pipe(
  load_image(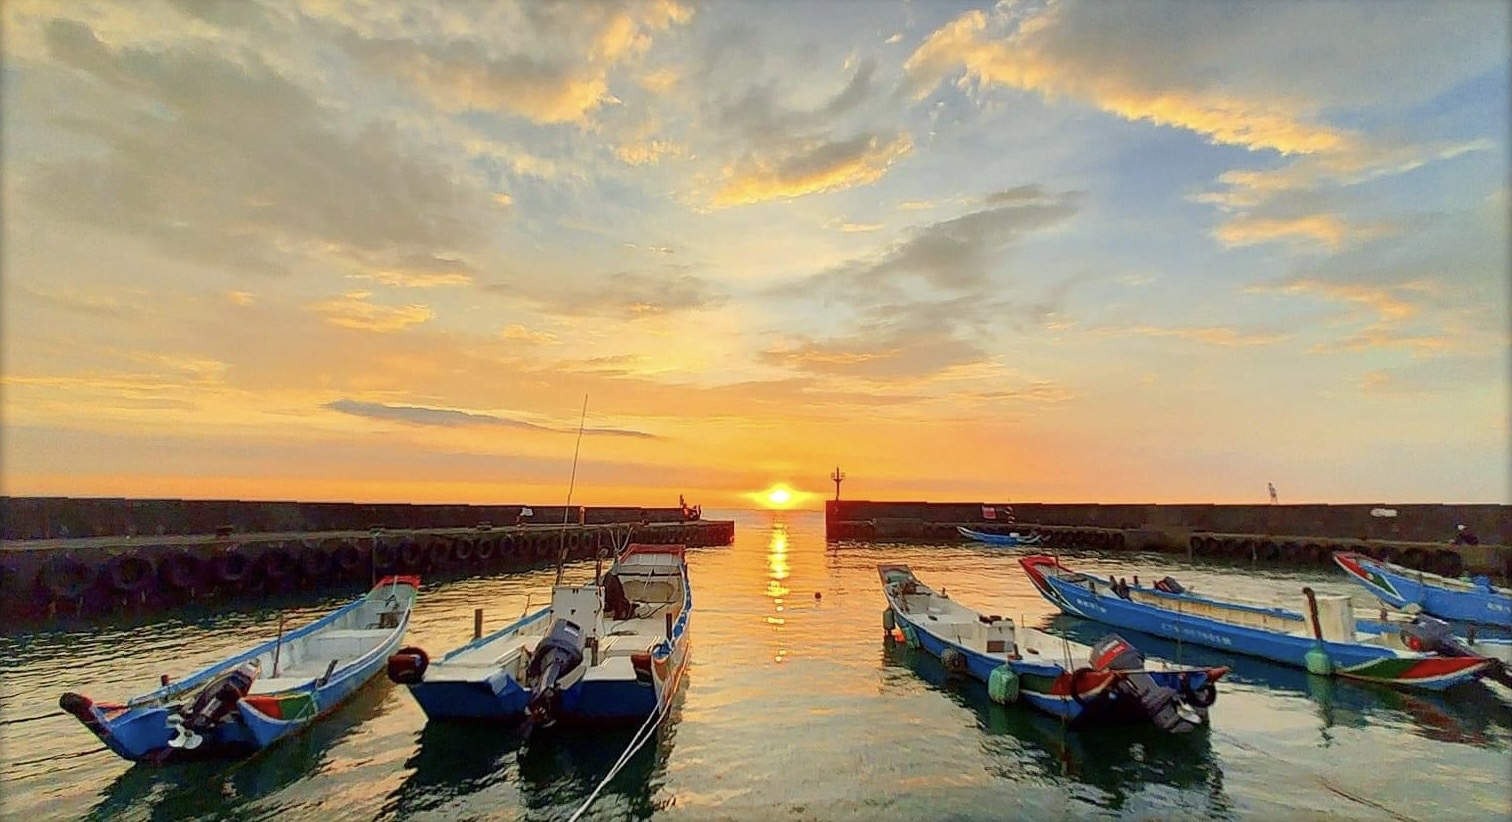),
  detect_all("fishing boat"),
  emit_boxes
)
[1019,555,1493,691]
[59,575,420,763]
[1333,551,1512,628]
[388,544,690,728]
[877,564,1226,732]
[956,526,1043,546]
